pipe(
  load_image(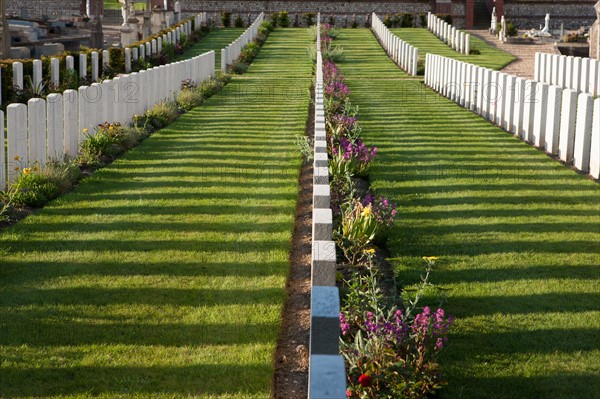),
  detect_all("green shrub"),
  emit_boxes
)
[351,17,359,29]
[77,122,148,167]
[440,14,453,25]
[229,62,249,74]
[400,13,414,28]
[505,21,518,37]
[176,88,203,110]
[303,12,316,27]
[221,12,232,27]
[383,14,392,28]
[270,12,279,27]
[279,11,290,27]
[11,169,62,207]
[234,15,244,28]
[419,13,427,27]
[417,59,425,76]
